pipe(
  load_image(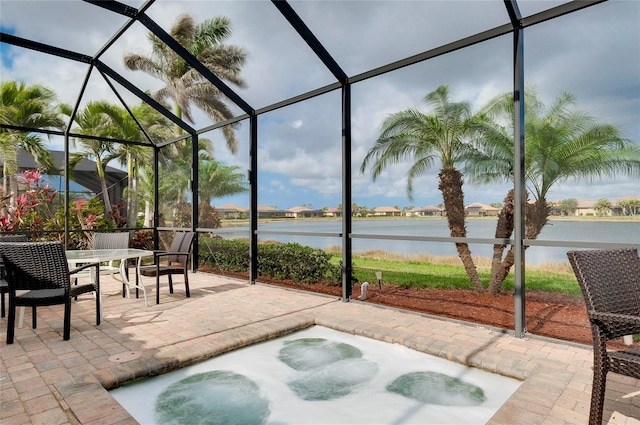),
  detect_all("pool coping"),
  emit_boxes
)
[3,274,639,424]
[54,299,585,424]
